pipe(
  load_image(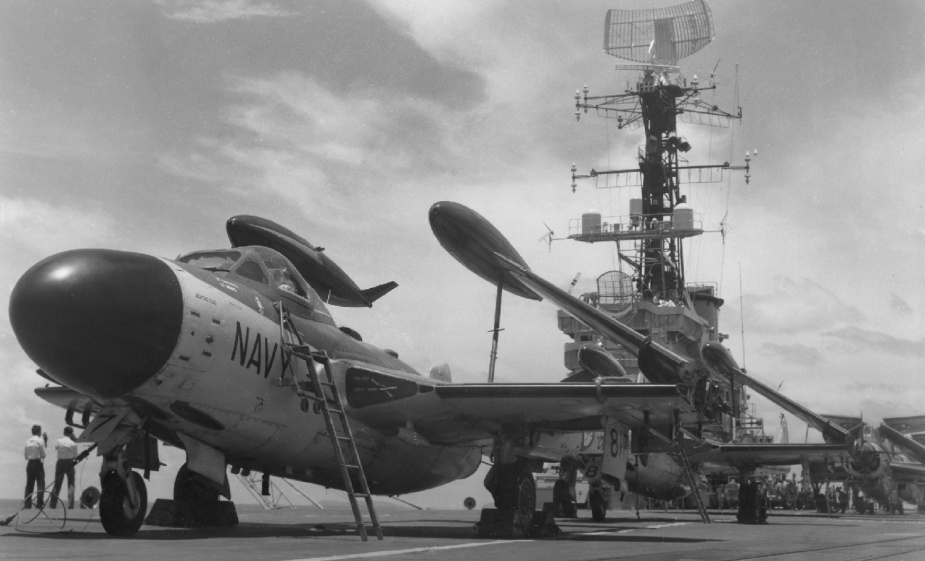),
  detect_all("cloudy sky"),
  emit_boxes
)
[1,1,923,507]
